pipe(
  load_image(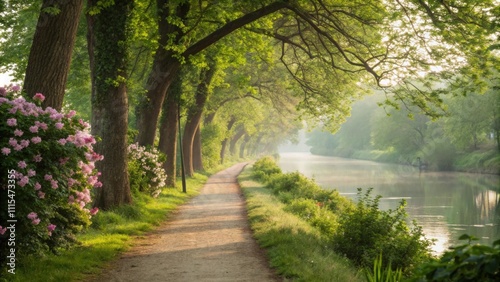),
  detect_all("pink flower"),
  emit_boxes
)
[38,191,45,199]
[68,195,75,204]
[47,224,56,236]
[32,218,40,225]
[1,147,10,155]
[58,138,67,145]
[0,226,6,235]
[18,161,27,169]
[33,93,45,102]
[11,85,20,92]
[18,176,29,187]
[35,121,48,131]
[14,129,23,136]
[28,169,36,177]
[29,125,38,133]
[66,110,76,118]
[7,118,17,126]
[44,174,52,181]
[14,144,23,151]
[55,122,64,129]
[20,139,29,148]
[27,212,38,220]
[89,207,99,216]
[33,154,42,162]
[34,182,41,190]
[50,179,58,189]
[67,178,77,187]
[94,181,103,188]
[8,138,17,147]
[31,136,42,144]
